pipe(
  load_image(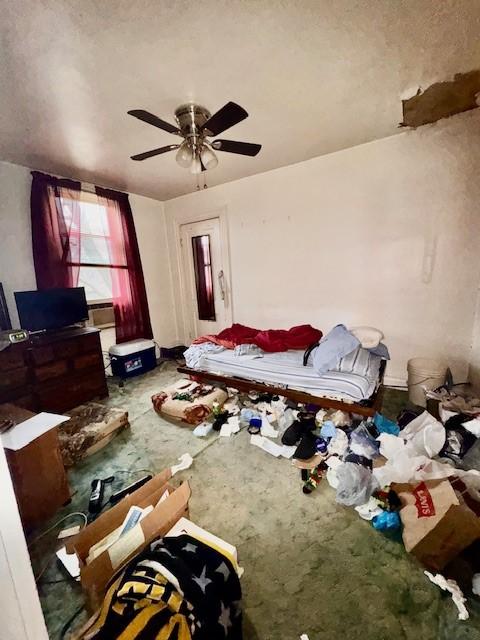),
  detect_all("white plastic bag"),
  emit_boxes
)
[401,411,445,457]
[335,462,375,507]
